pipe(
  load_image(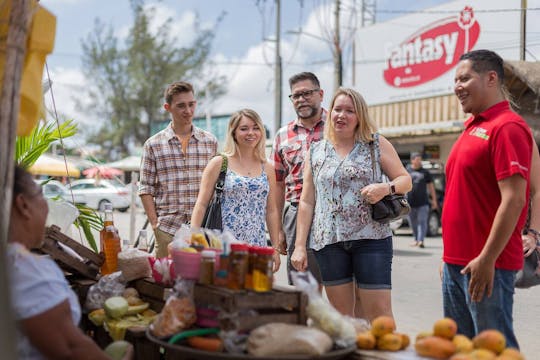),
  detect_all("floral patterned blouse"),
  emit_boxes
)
[222,165,268,246]
[309,134,391,251]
